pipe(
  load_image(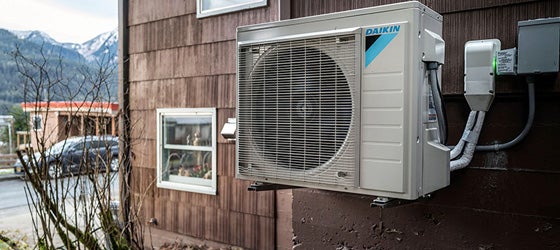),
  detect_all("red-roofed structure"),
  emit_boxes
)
[21,101,119,150]
[21,101,119,111]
